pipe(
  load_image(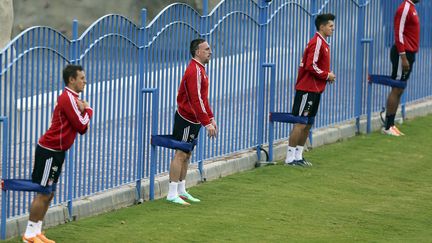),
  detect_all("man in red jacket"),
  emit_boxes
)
[166,39,217,205]
[23,65,93,243]
[382,0,420,136]
[285,13,336,166]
